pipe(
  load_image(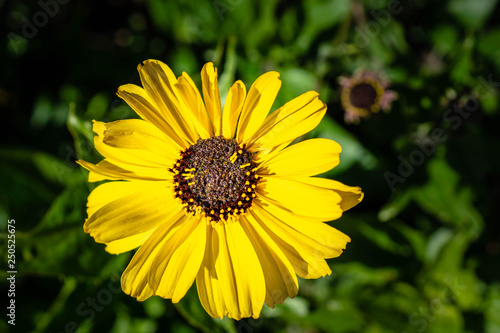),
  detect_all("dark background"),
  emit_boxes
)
[1,0,500,332]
